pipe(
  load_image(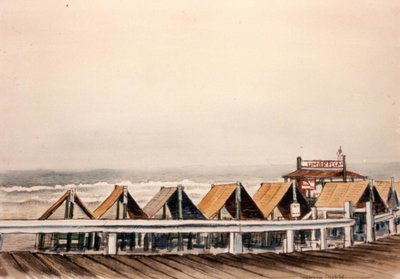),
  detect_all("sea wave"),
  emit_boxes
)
[0,179,211,194]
